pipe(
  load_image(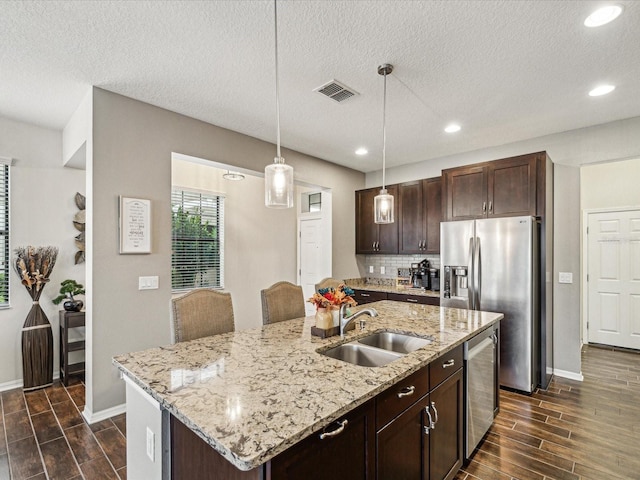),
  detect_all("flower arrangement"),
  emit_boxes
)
[308,284,357,310]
